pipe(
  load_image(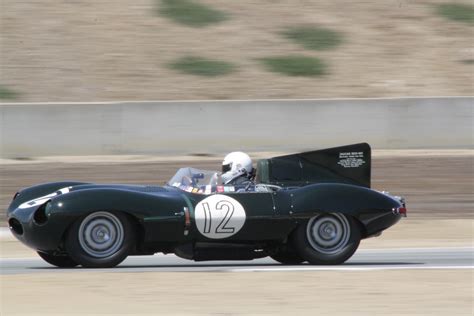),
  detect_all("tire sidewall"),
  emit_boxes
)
[65,211,135,268]
[292,213,361,265]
